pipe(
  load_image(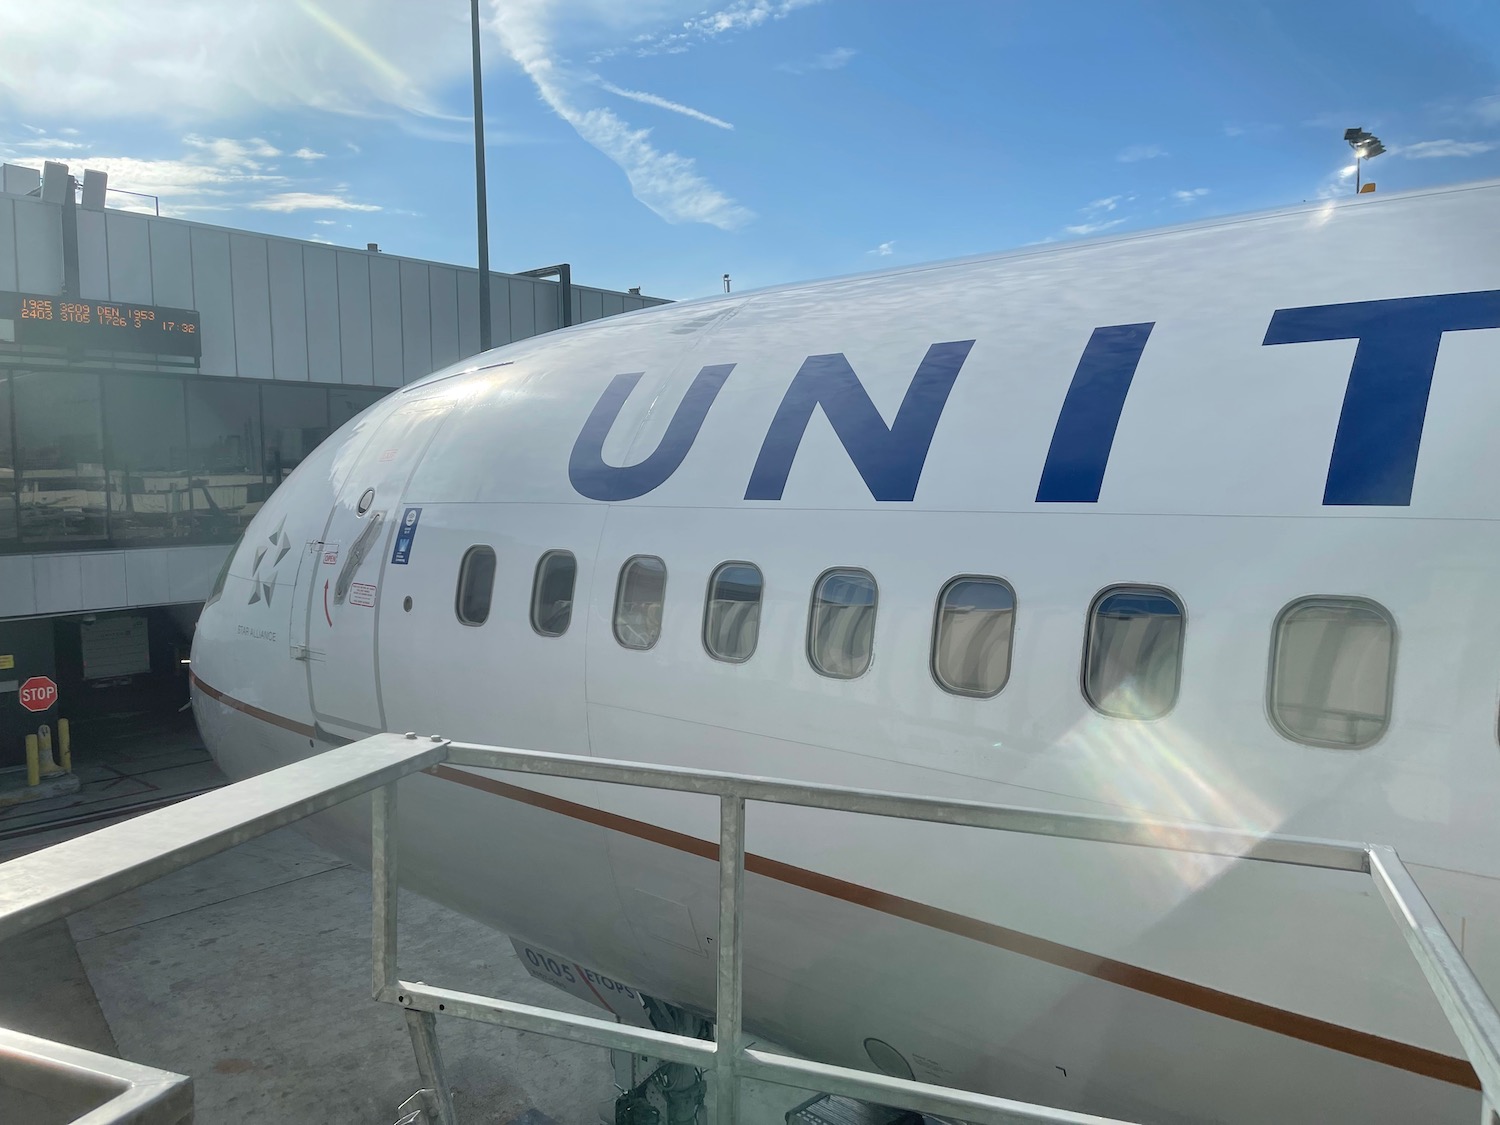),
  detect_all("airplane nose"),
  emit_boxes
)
[189,417,359,778]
